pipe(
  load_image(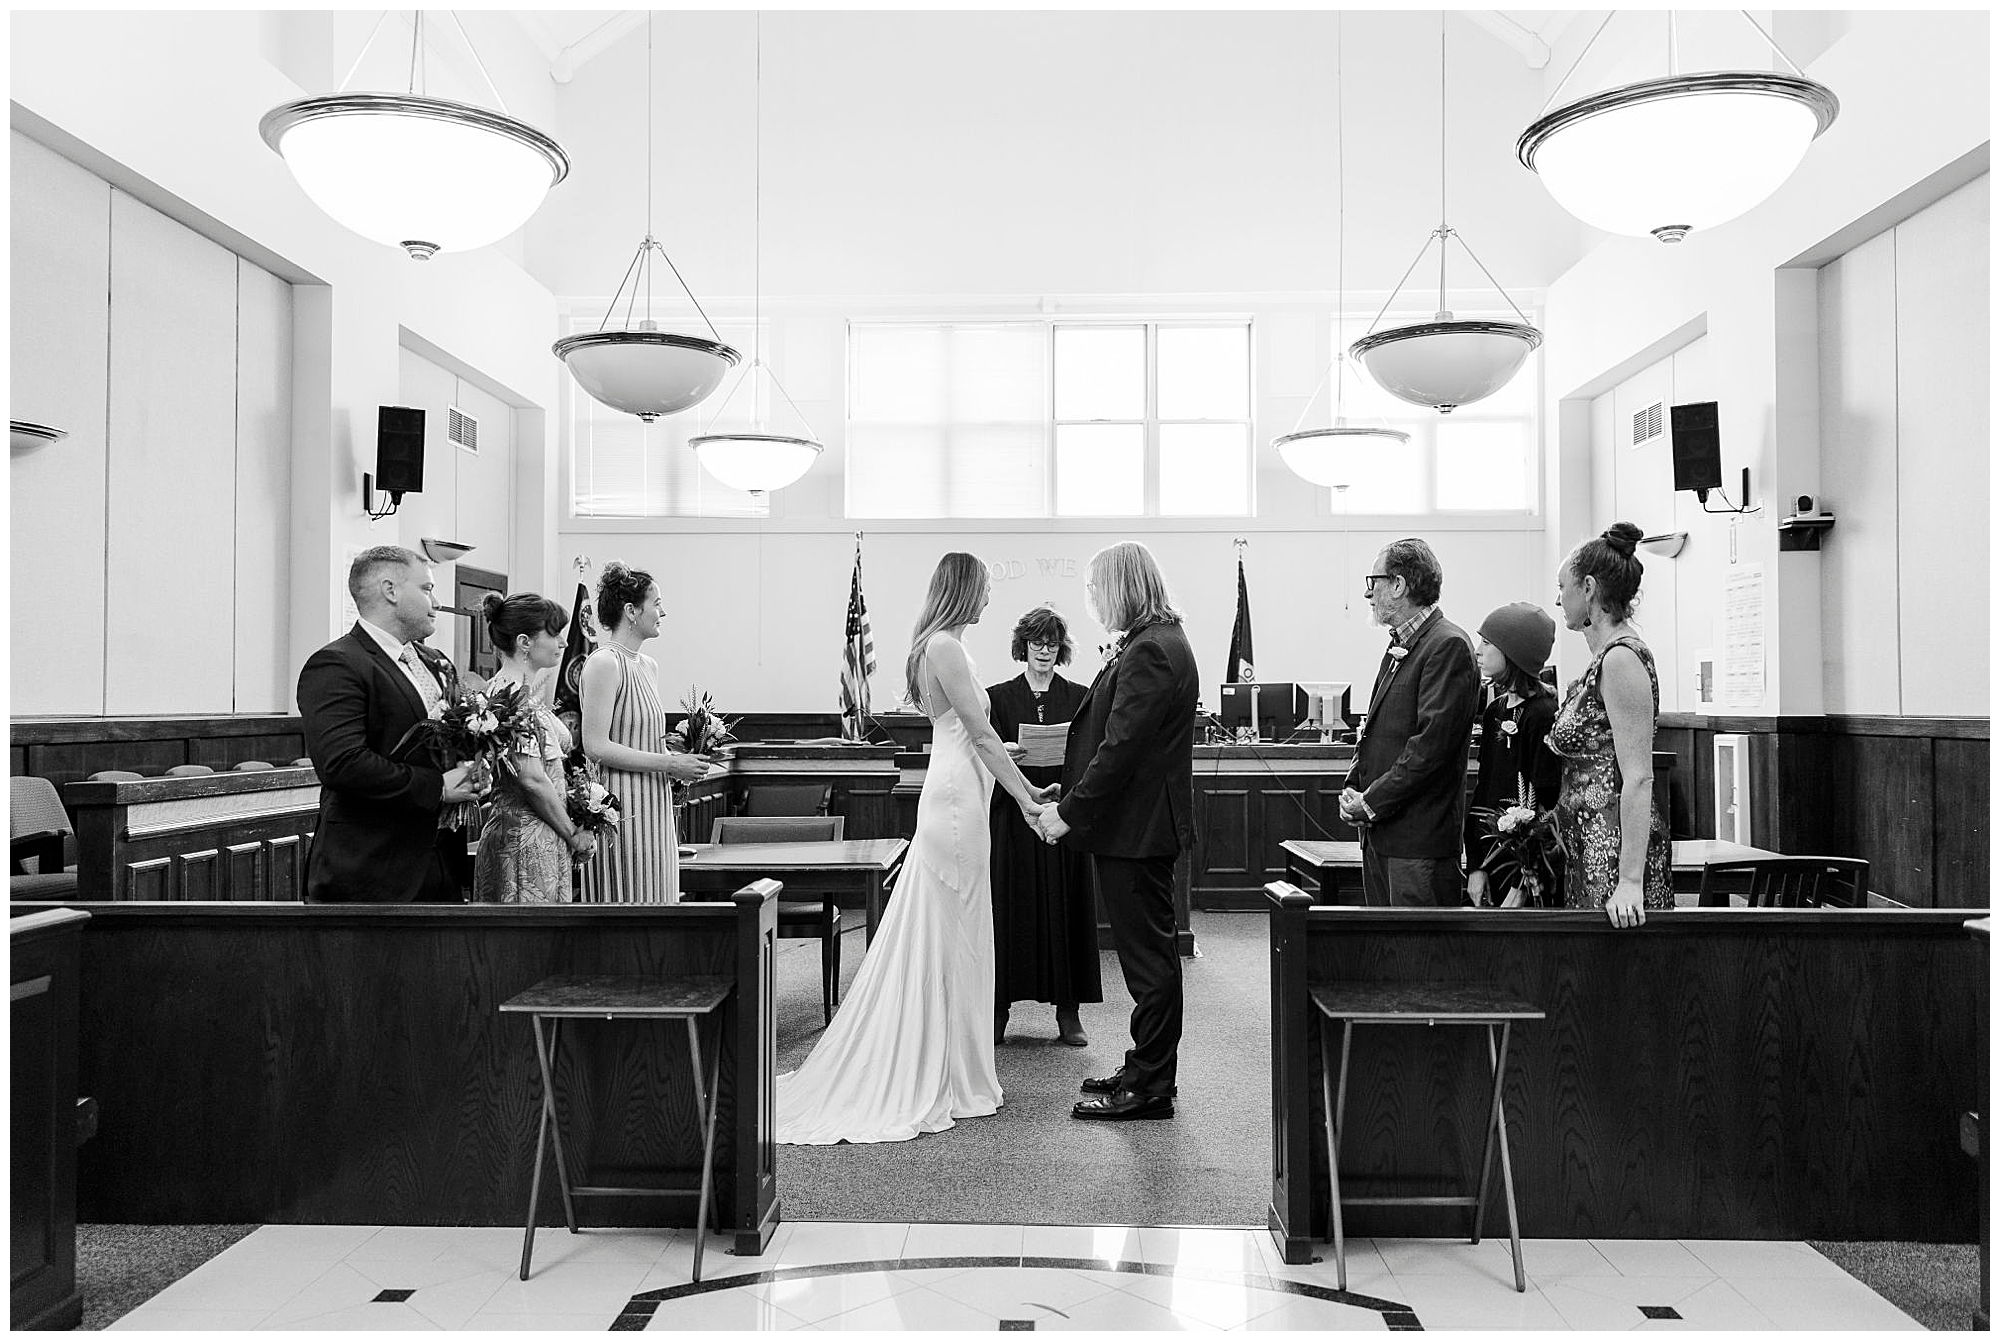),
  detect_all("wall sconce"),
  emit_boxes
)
[1639,531,1689,559]
[11,420,68,452]
[419,538,475,564]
